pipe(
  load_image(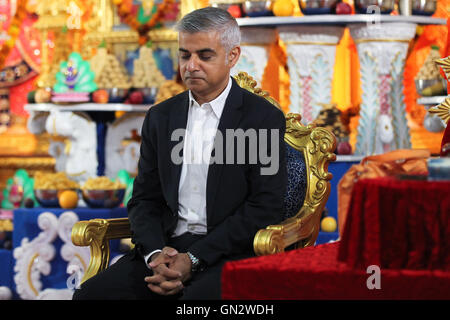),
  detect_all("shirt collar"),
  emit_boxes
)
[188,77,232,119]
